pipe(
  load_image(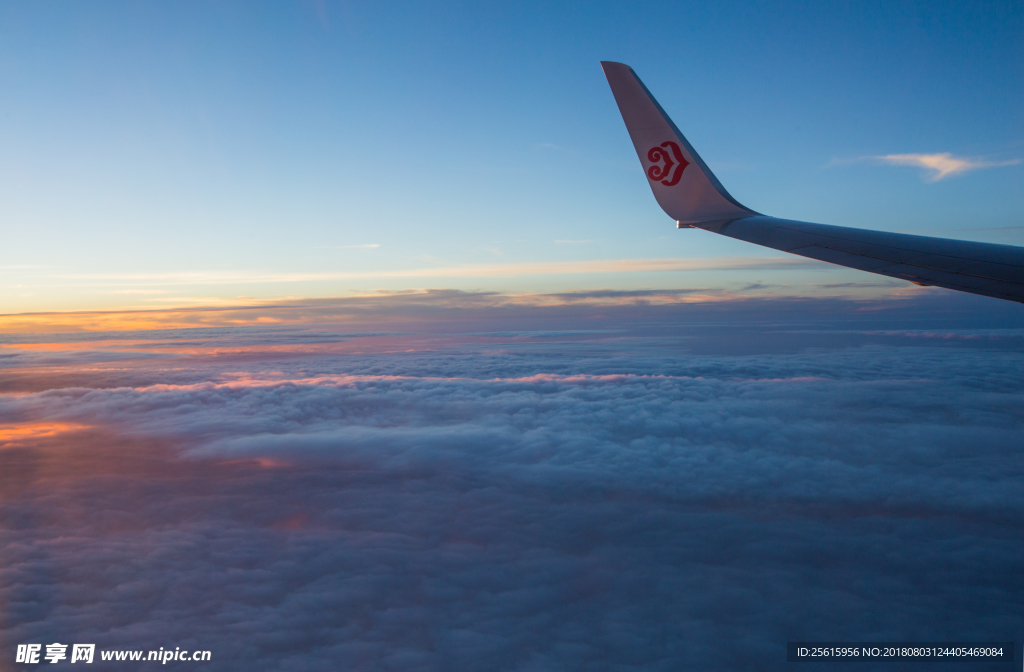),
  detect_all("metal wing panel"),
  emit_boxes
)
[699,216,1024,303]
[789,246,1022,300]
